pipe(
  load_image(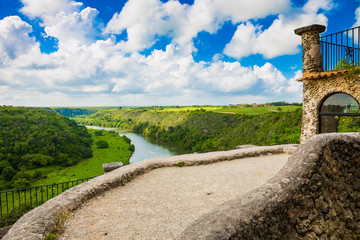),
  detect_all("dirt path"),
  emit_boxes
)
[60,154,289,240]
